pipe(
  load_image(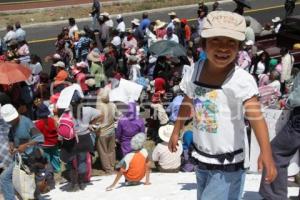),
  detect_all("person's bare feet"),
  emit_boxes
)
[144,182,151,185]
